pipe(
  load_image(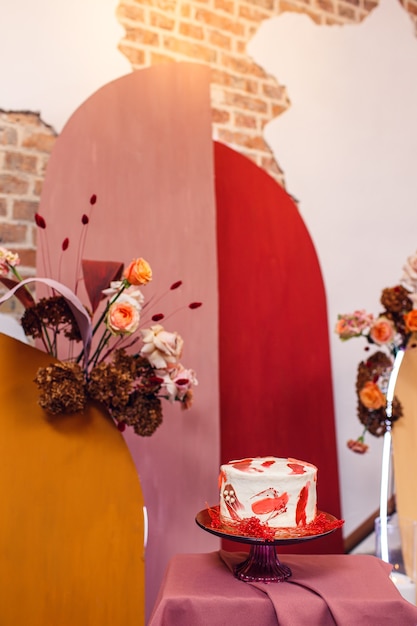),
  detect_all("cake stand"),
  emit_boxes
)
[195,506,340,583]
